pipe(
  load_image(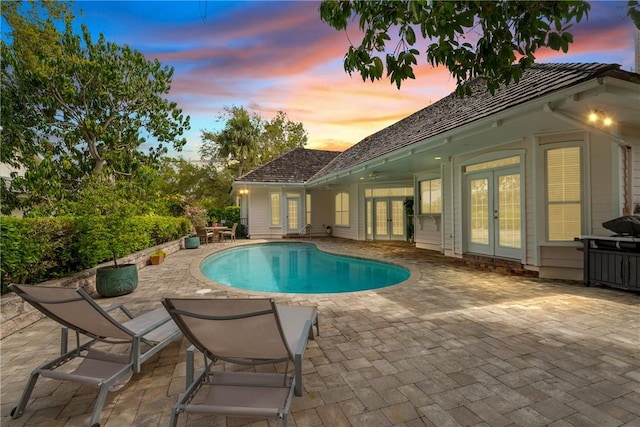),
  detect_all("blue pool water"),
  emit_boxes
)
[200,242,410,294]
